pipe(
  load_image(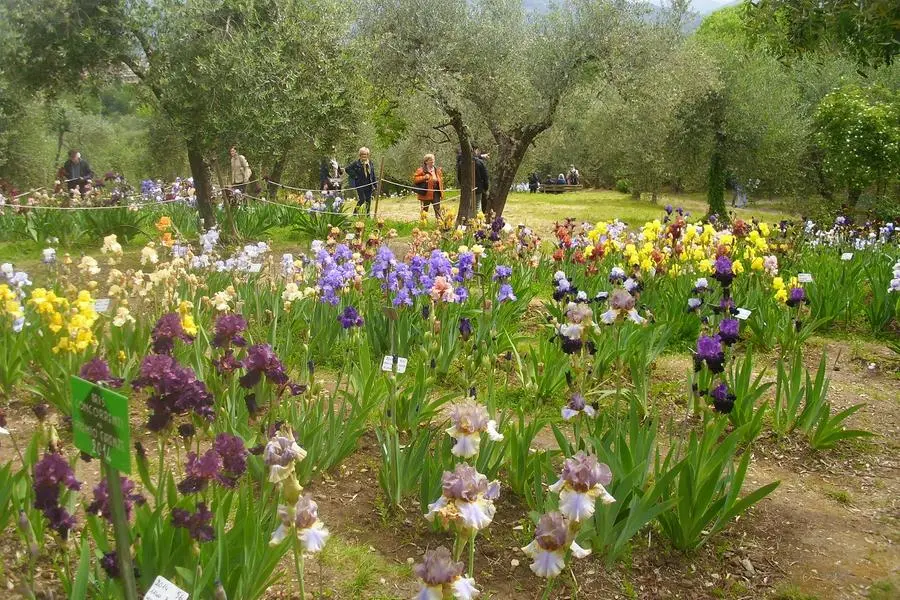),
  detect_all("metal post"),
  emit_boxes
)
[373,157,385,220]
[105,462,140,600]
